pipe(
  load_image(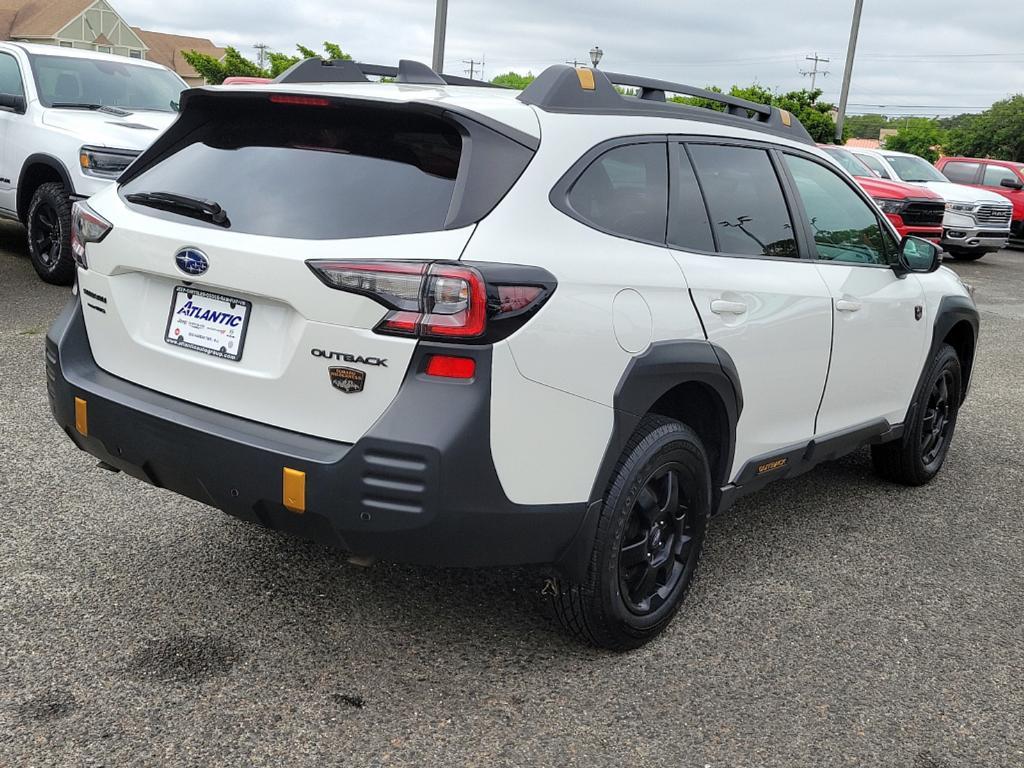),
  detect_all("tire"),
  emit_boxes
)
[26,181,75,286]
[551,415,711,651]
[945,248,985,261]
[871,344,962,486]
